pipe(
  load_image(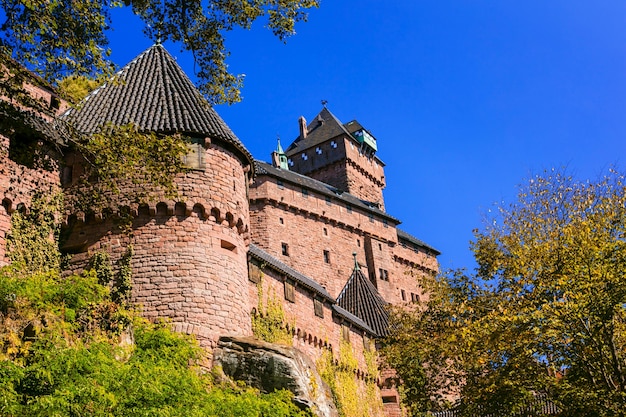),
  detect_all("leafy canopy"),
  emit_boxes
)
[0,0,318,104]
[384,169,626,417]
